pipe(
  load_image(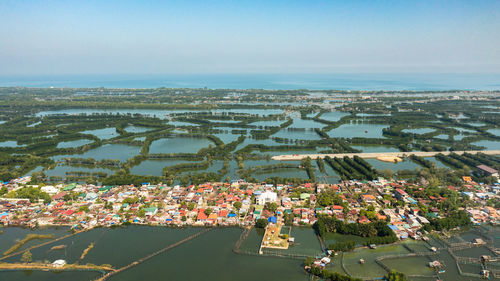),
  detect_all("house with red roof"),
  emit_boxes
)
[218,210,229,217]
[197,211,207,221]
[394,188,408,201]
[358,216,370,224]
